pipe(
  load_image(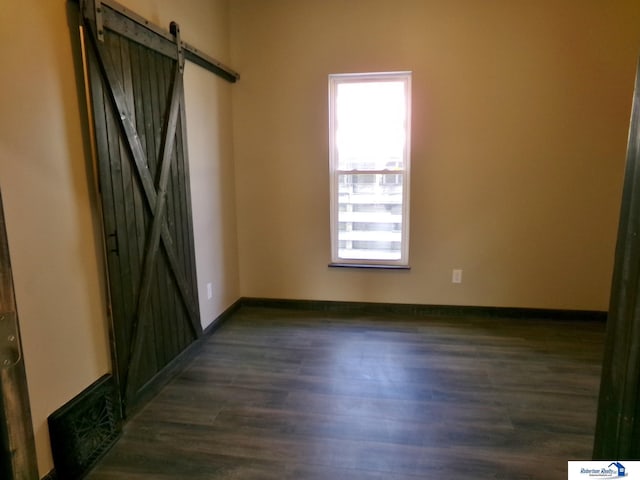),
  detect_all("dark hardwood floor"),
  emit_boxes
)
[87,306,605,479]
